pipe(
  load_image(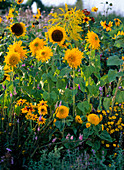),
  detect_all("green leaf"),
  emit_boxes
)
[108,69,117,82]
[88,85,99,97]
[115,91,124,103]
[100,130,113,142]
[59,67,71,76]
[93,140,100,151]
[77,101,92,115]
[107,56,123,66]
[103,97,111,111]
[55,121,64,131]
[86,140,93,147]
